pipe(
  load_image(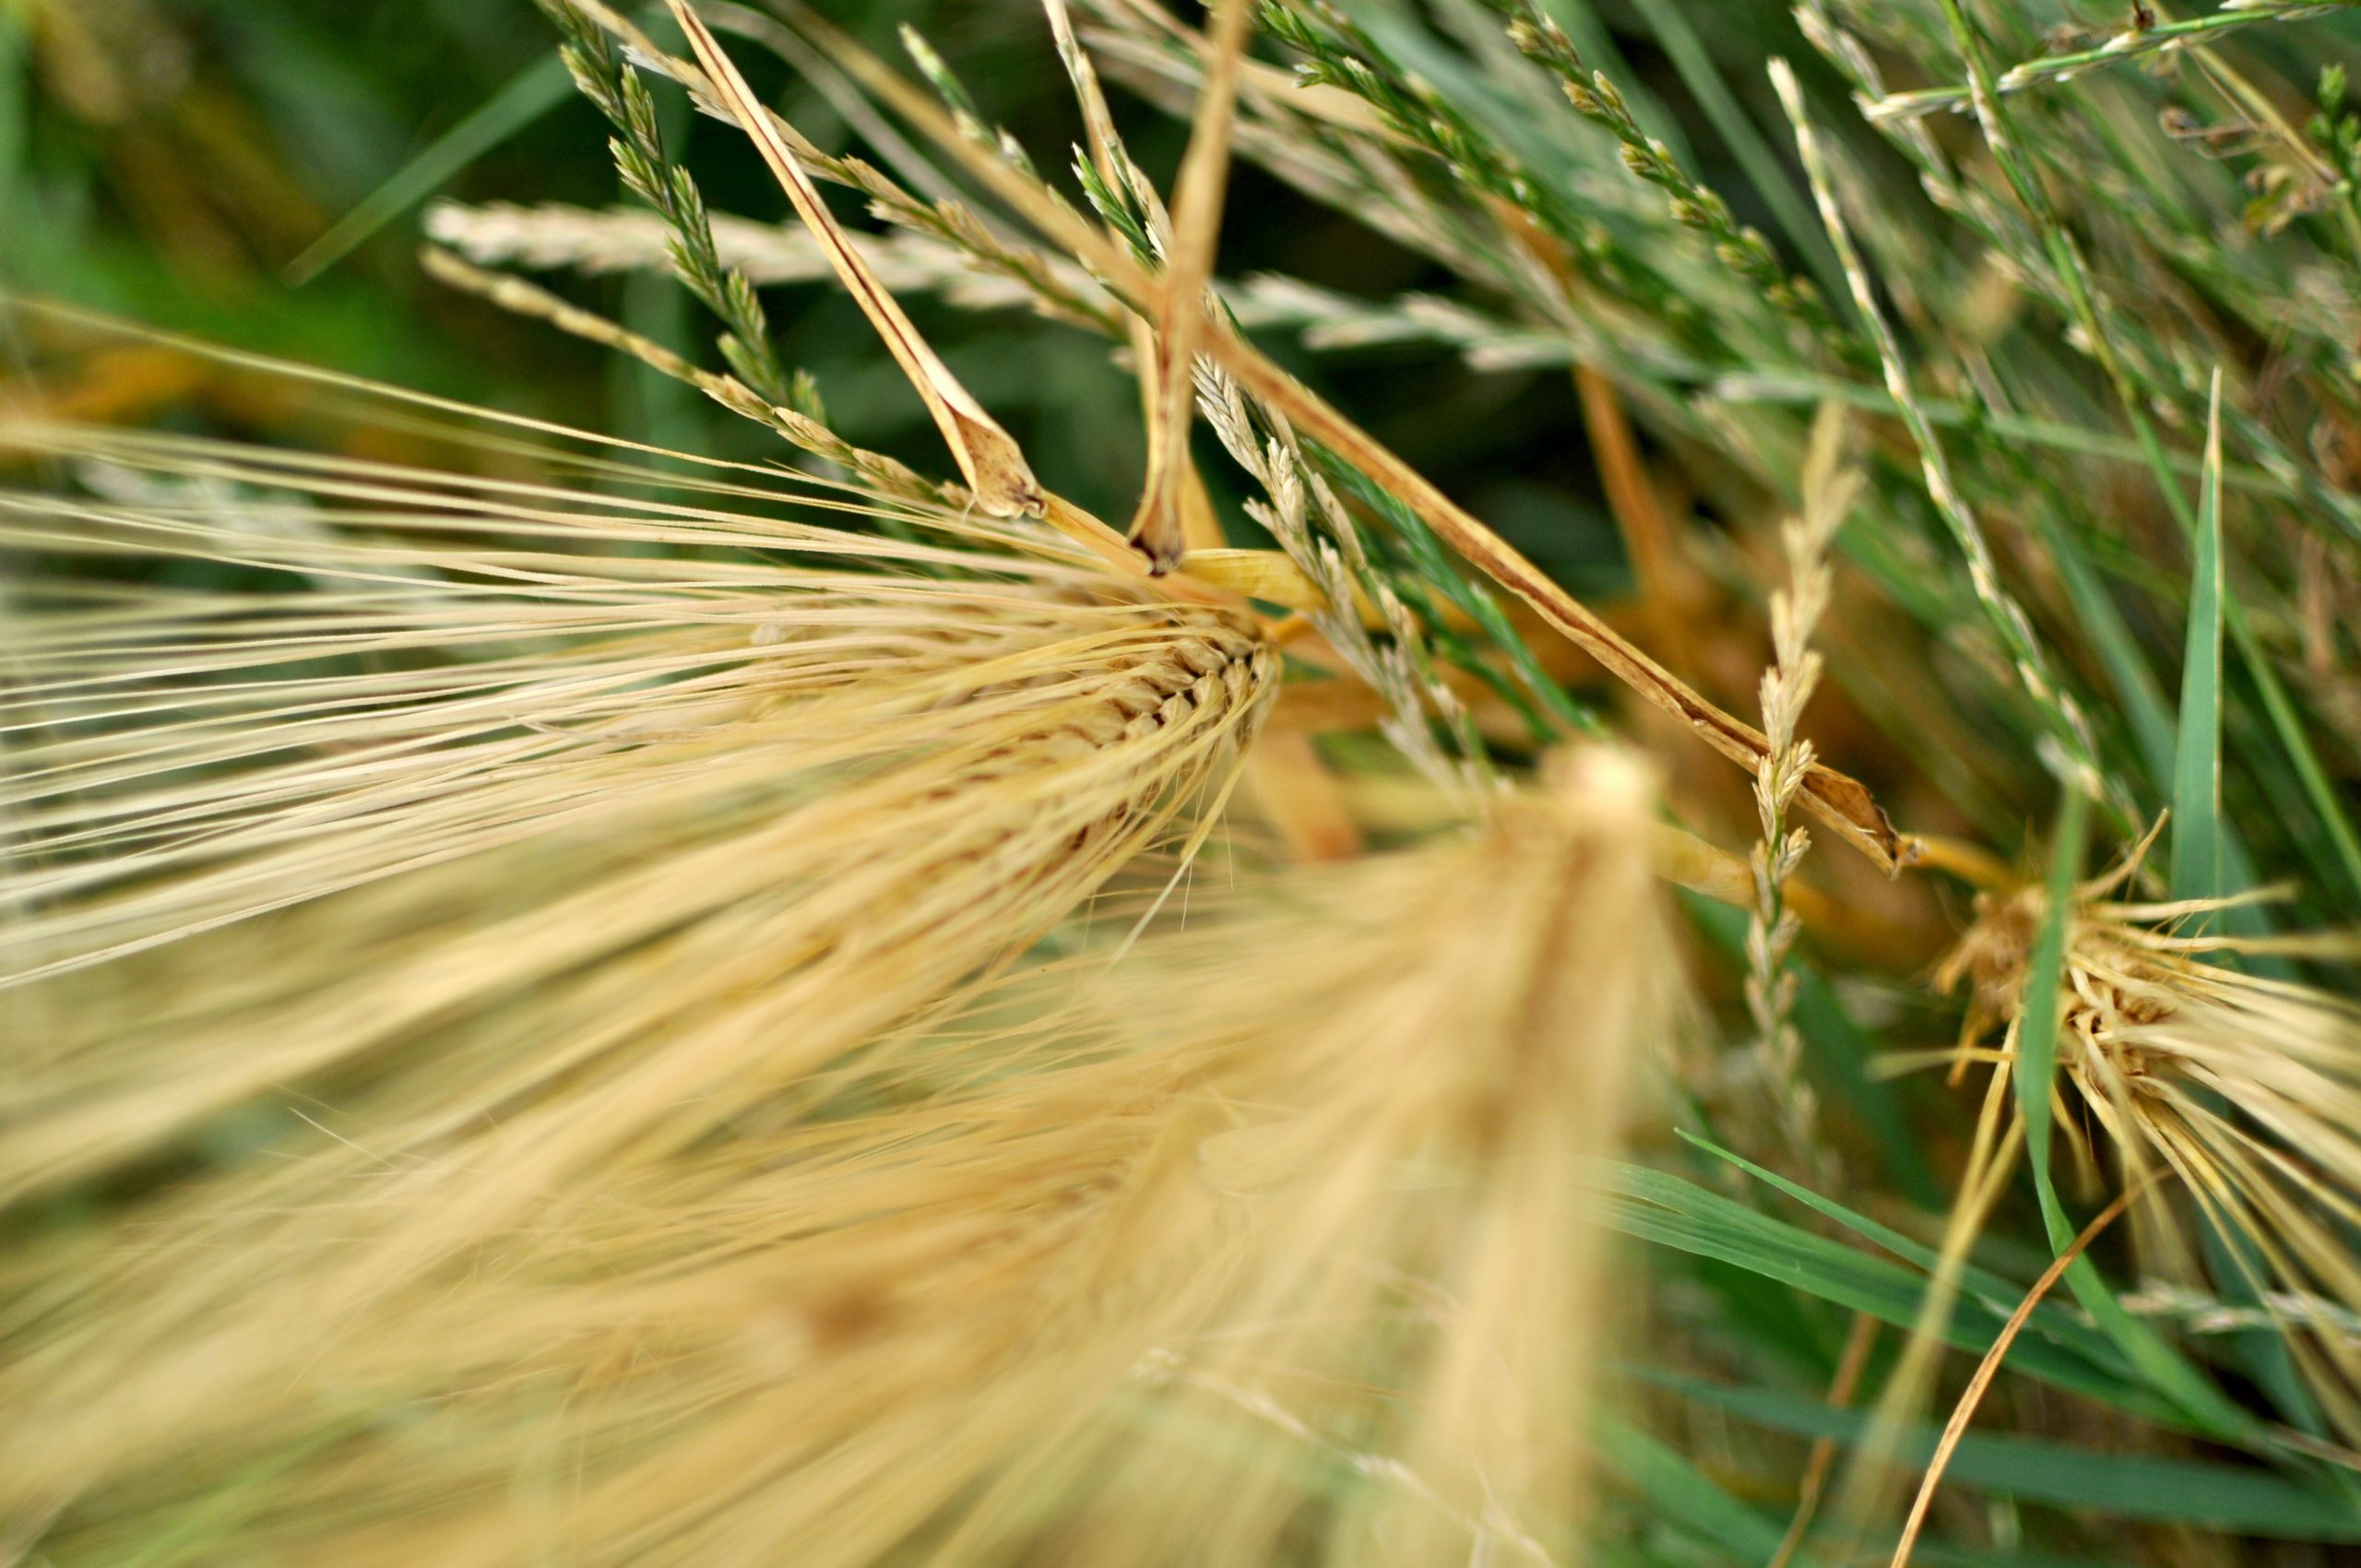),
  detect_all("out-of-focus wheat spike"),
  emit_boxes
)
[1942,872,2361,1447]
[0,746,1677,1568]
